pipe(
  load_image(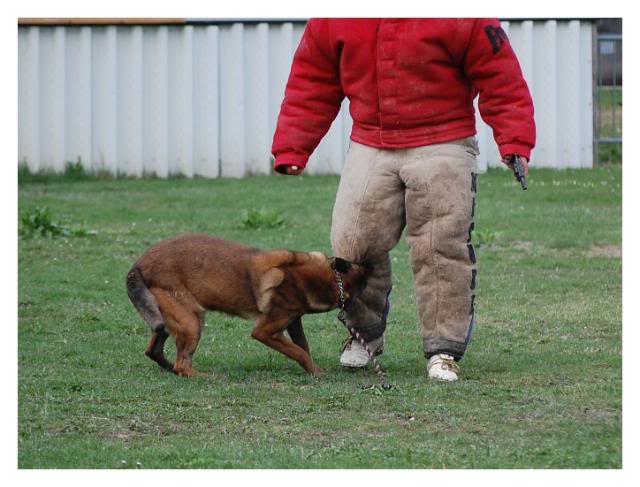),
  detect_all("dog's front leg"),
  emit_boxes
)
[286,317,310,354]
[252,315,322,376]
